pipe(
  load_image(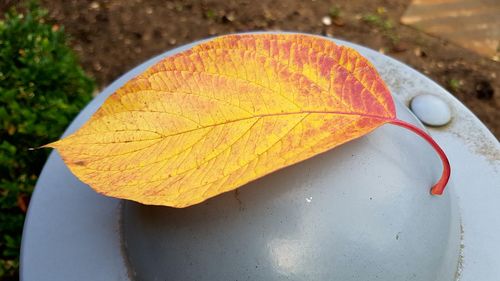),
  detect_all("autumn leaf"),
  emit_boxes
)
[45,34,450,207]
